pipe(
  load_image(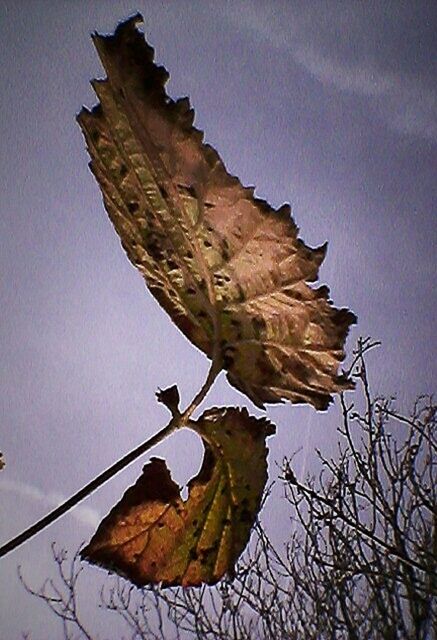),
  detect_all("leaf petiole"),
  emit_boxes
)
[0,358,220,559]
